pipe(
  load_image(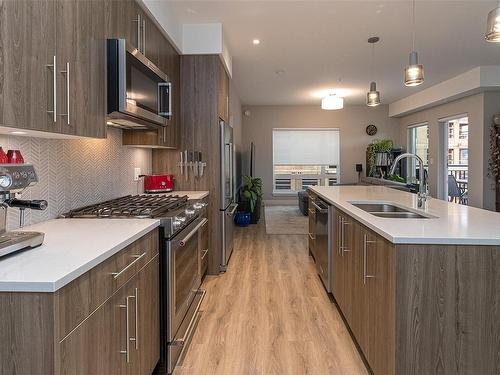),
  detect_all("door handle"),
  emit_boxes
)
[133,14,141,51]
[60,62,70,124]
[119,296,131,363]
[180,218,208,246]
[340,219,351,253]
[46,56,57,122]
[311,201,328,214]
[130,287,139,350]
[142,18,146,54]
[227,203,238,216]
[363,234,376,285]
